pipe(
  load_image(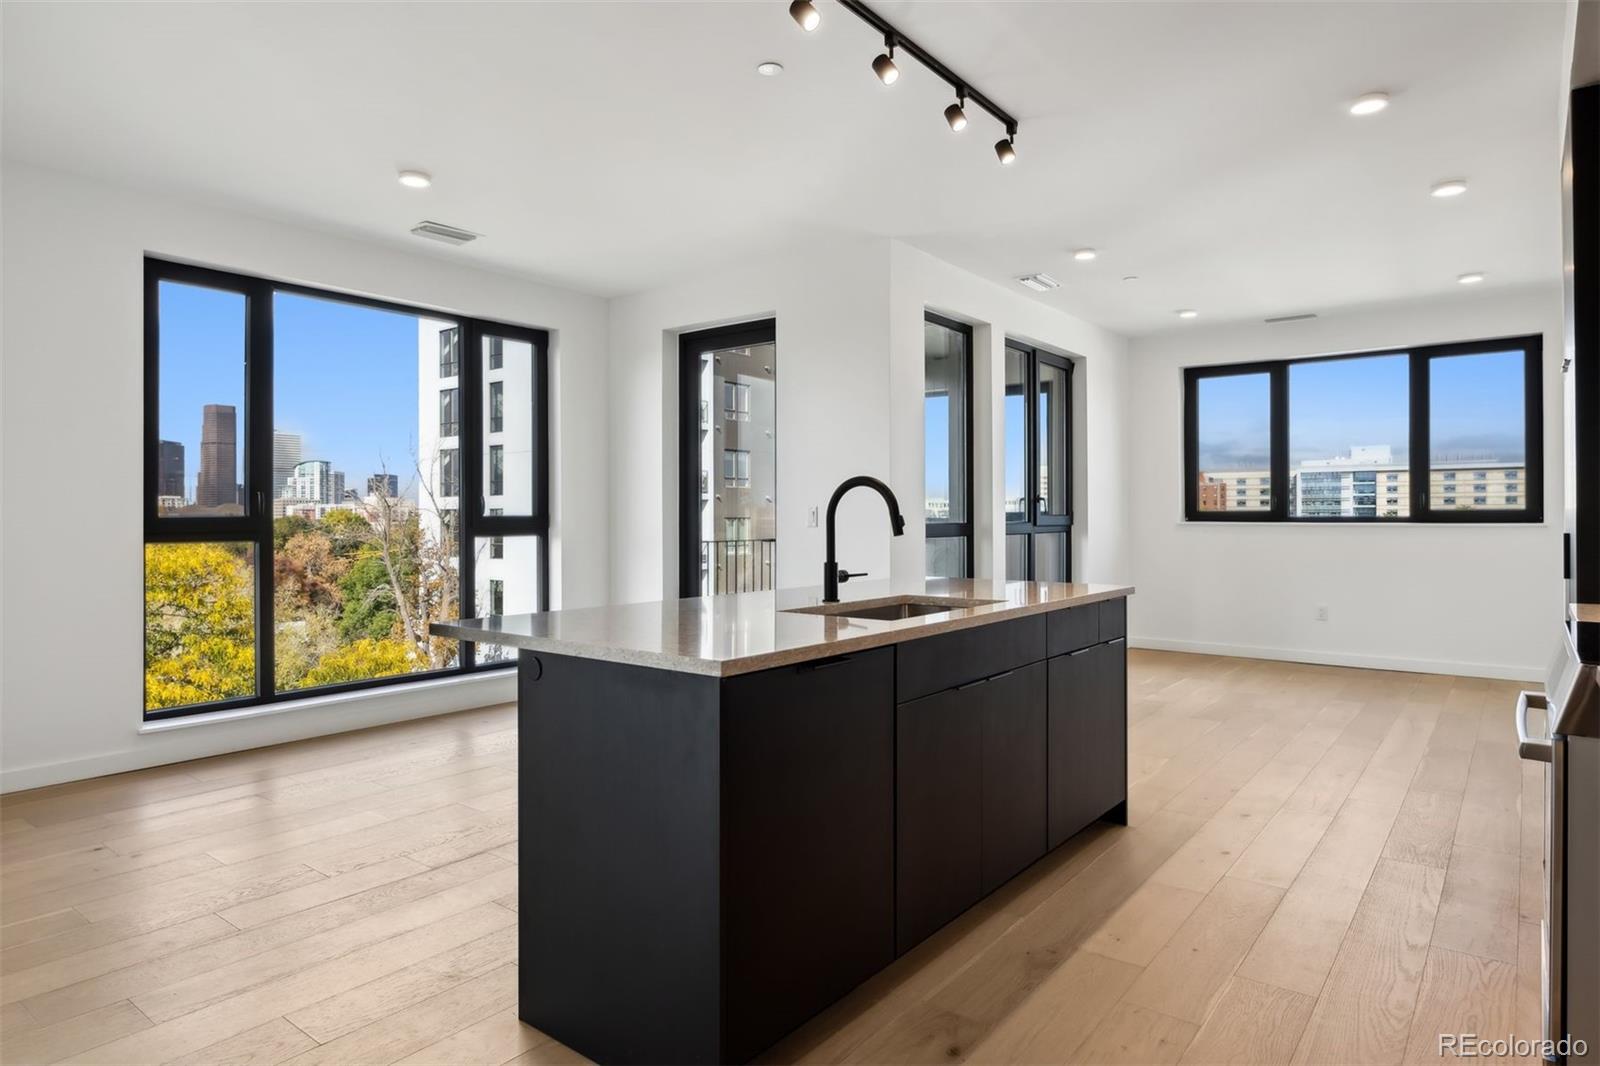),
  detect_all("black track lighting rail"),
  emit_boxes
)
[834,0,1018,137]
